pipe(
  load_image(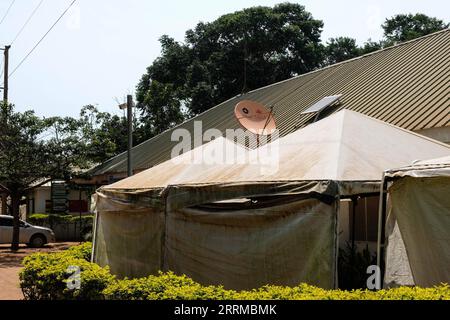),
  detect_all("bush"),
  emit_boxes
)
[28,214,94,226]
[20,242,114,300]
[103,272,236,300]
[338,242,377,290]
[104,277,449,300]
[20,243,450,300]
[28,214,94,242]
